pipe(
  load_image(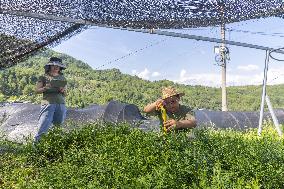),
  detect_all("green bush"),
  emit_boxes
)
[0,123,284,188]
